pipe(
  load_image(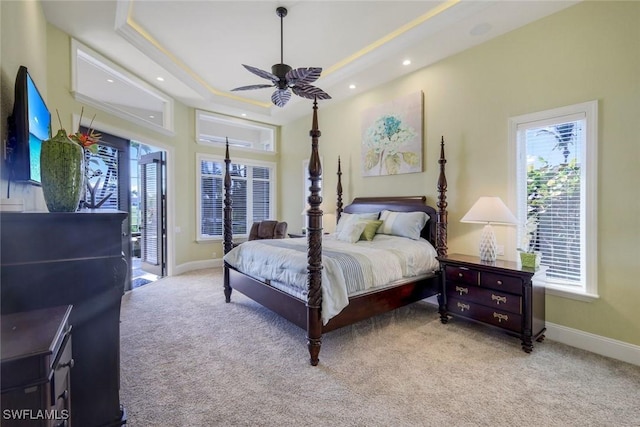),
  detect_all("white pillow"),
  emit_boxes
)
[335,212,379,233]
[335,220,368,243]
[376,210,429,240]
